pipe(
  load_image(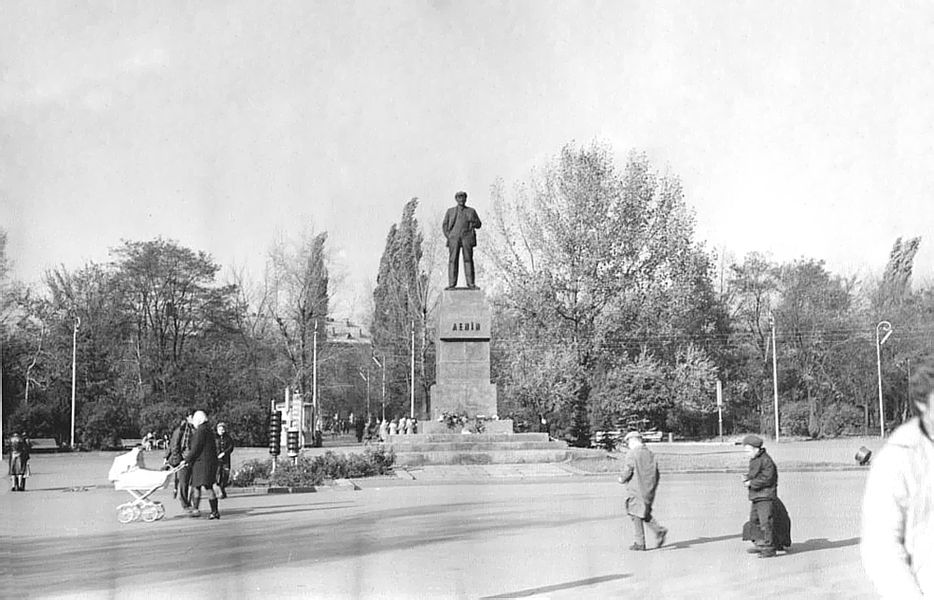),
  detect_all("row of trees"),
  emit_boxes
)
[2,141,930,447]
